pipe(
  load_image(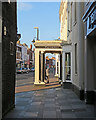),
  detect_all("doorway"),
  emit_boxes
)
[64,52,72,82]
